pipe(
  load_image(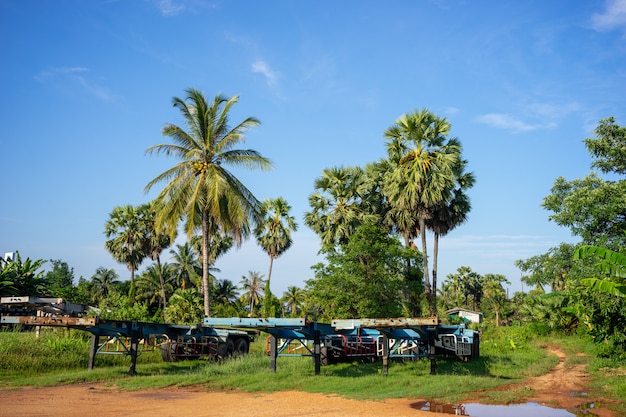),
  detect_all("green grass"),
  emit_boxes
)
[0,325,624,414]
